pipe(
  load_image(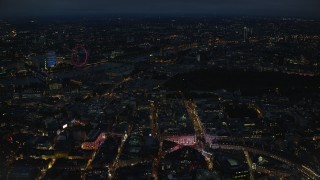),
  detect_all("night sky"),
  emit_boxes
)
[1,0,320,17]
